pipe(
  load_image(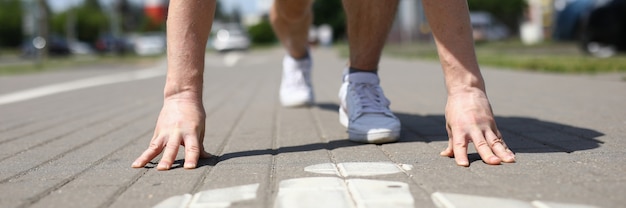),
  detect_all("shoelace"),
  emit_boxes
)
[283,59,311,89]
[351,83,390,115]
[283,68,310,90]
